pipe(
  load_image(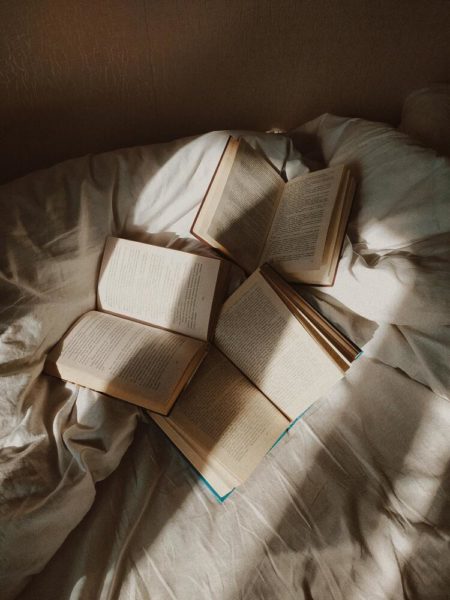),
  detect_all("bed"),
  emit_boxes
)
[1,3,450,600]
